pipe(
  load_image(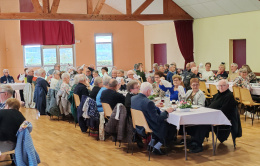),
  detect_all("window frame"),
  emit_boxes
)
[94,33,114,73]
[23,44,76,69]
